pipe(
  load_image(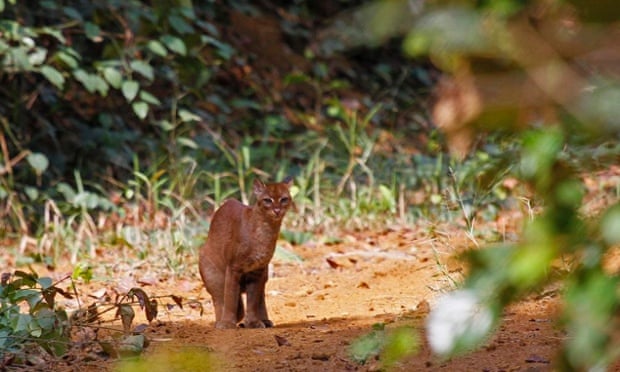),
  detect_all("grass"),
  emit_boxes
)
[0,103,527,275]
